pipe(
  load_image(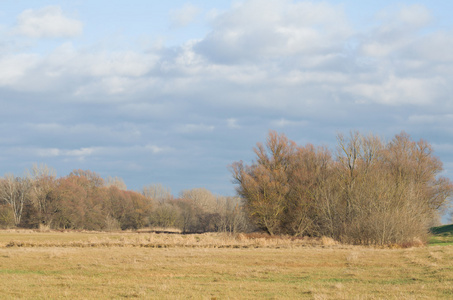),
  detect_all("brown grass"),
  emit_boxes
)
[0,230,339,249]
[0,230,451,299]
